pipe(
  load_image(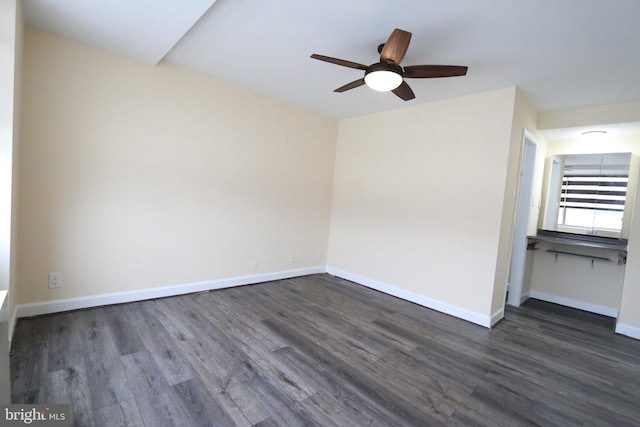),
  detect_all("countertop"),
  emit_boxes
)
[528,230,628,251]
